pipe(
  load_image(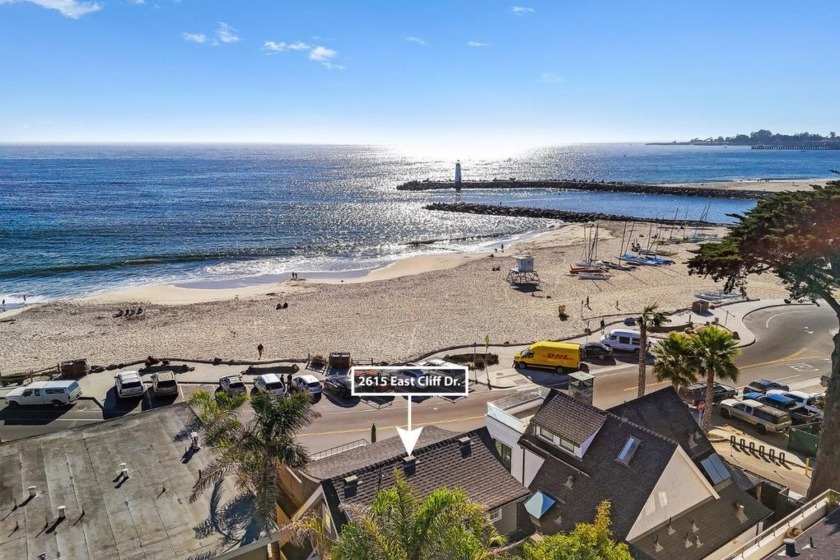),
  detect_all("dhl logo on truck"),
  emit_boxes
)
[545,353,571,360]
